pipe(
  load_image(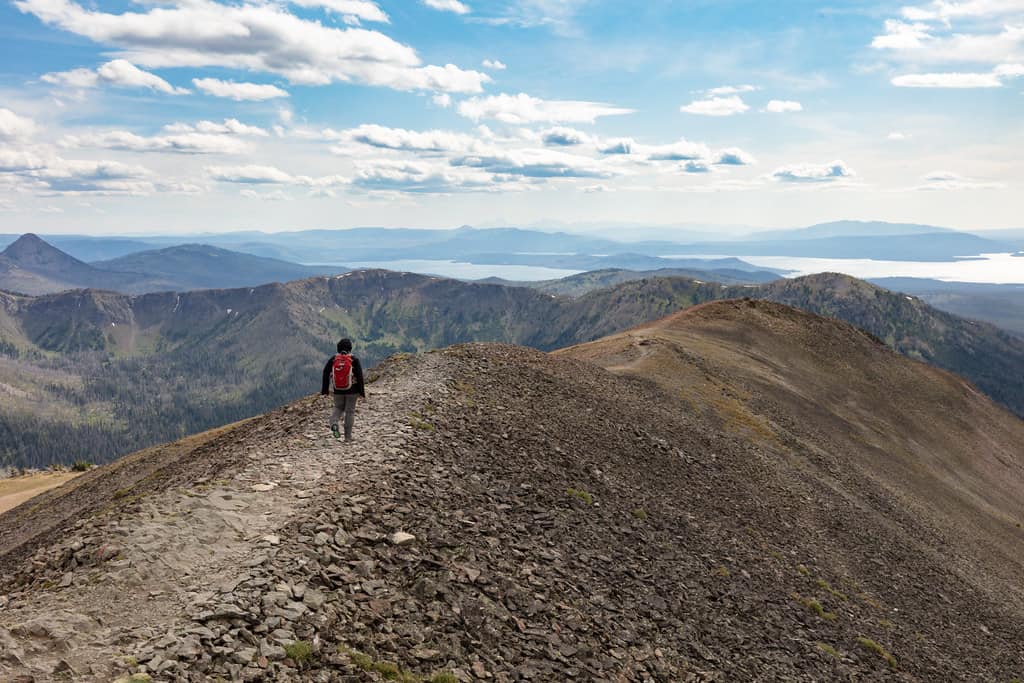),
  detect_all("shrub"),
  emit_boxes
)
[71,460,93,472]
[284,641,314,667]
